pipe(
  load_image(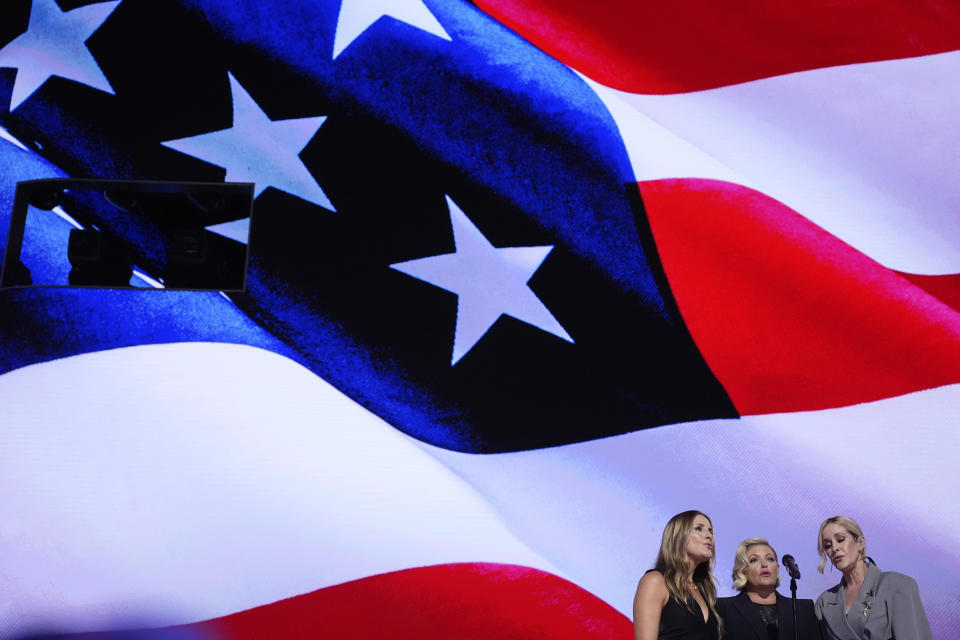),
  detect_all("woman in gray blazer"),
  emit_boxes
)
[814,515,933,640]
